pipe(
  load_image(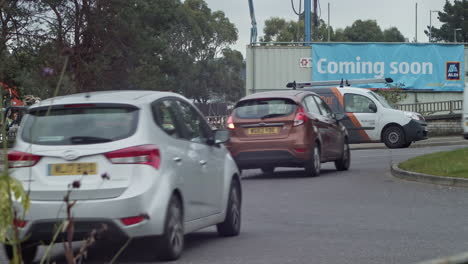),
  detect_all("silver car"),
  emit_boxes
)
[4,91,242,262]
